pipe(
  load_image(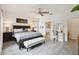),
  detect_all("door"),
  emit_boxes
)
[58,24,64,42]
[38,20,46,36]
